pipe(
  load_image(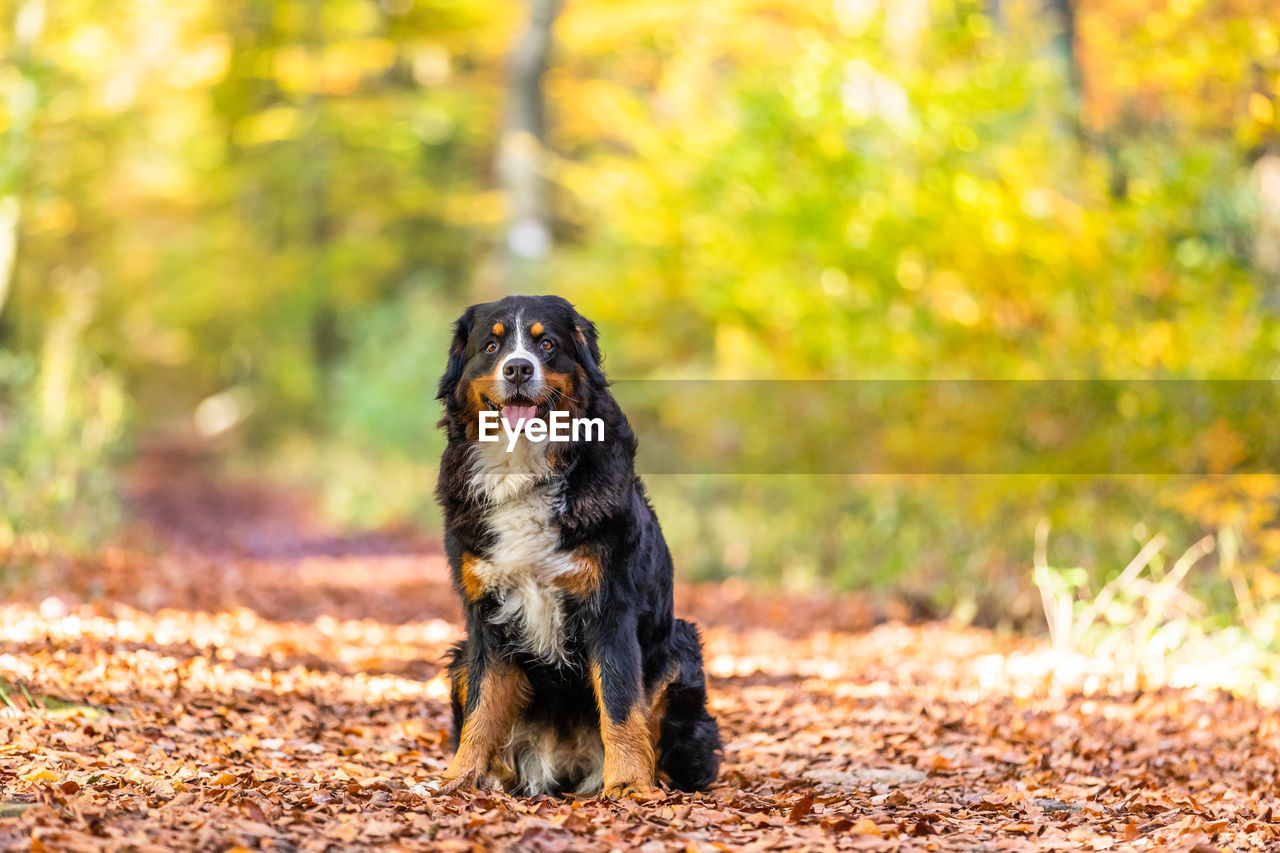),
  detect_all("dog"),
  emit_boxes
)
[434,295,721,797]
